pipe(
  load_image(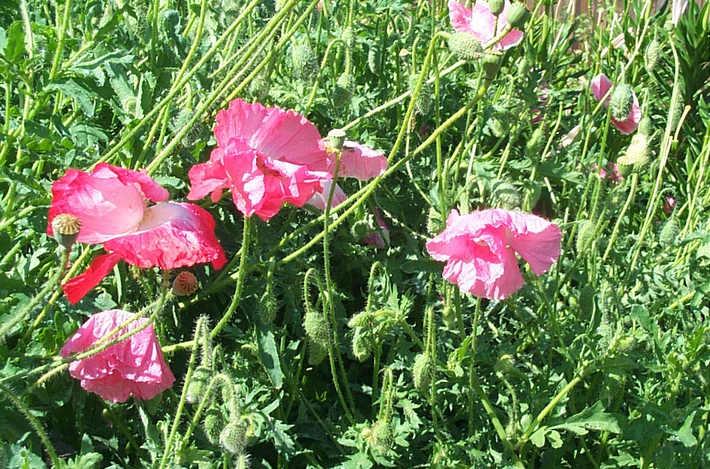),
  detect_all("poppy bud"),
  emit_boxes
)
[609,84,635,121]
[576,219,596,254]
[348,310,373,328]
[426,207,444,235]
[638,116,653,137]
[489,0,505,16]
[506,2,530,29]
[370,420,394,457]
[644,39,661,74]
[658,219,680,248]
[342,26,355,49]
[304,311,332,348]
[492,181,521,210]
[186,366,213,404]
[308,341,328,365]
[368,43,381,74]
[526,127,546,157]
[292,43,319,82]
[257,289,277,324]
[447,32,484,62]
[409,75,432,115]
[413,353,435,393]
[172,271,199,296]
[219,421,247,454]
[617,133,650,172]
[578,285,596,320]
[351,329,373,361]
[332,73,354,108]
[203,407,224,446]
[51,213,82,250]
